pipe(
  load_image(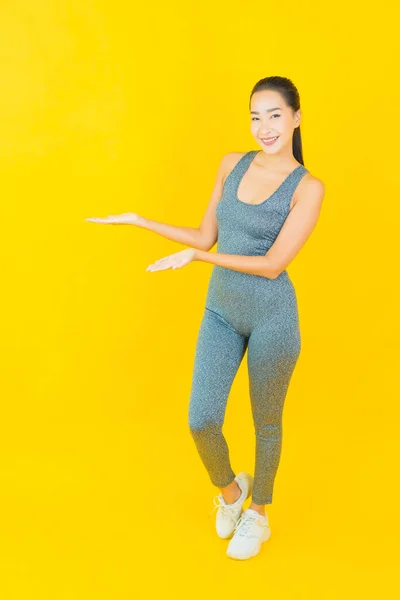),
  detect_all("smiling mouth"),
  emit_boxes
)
[260,136,280,145]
